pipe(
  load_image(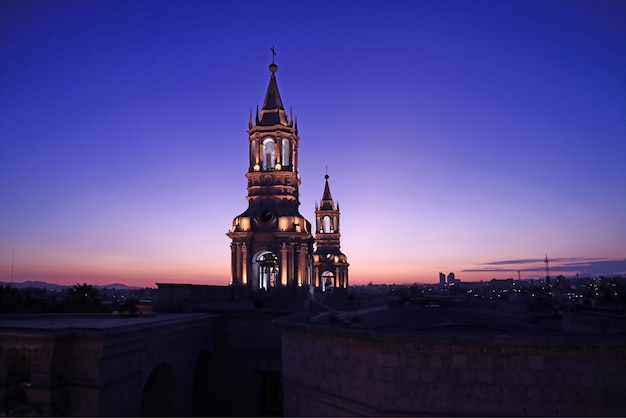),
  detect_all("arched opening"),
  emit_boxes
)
[3,348,31,416]
[141,363,178,417]
[281,138,291,168]
[252,251,279,290]
[192,350,212,416]
[250,141,257,169]
[322,271,335,292]
[323,216,331,233]
[262,138,275,171]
